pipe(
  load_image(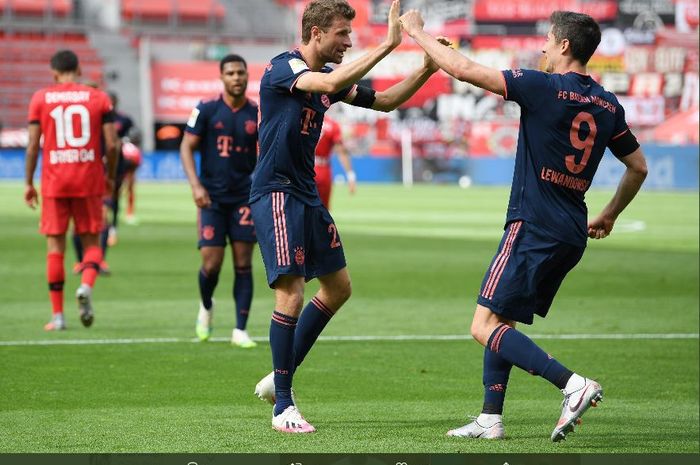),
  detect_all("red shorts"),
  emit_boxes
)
[40,196,104,235]
[315,166,332,209]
